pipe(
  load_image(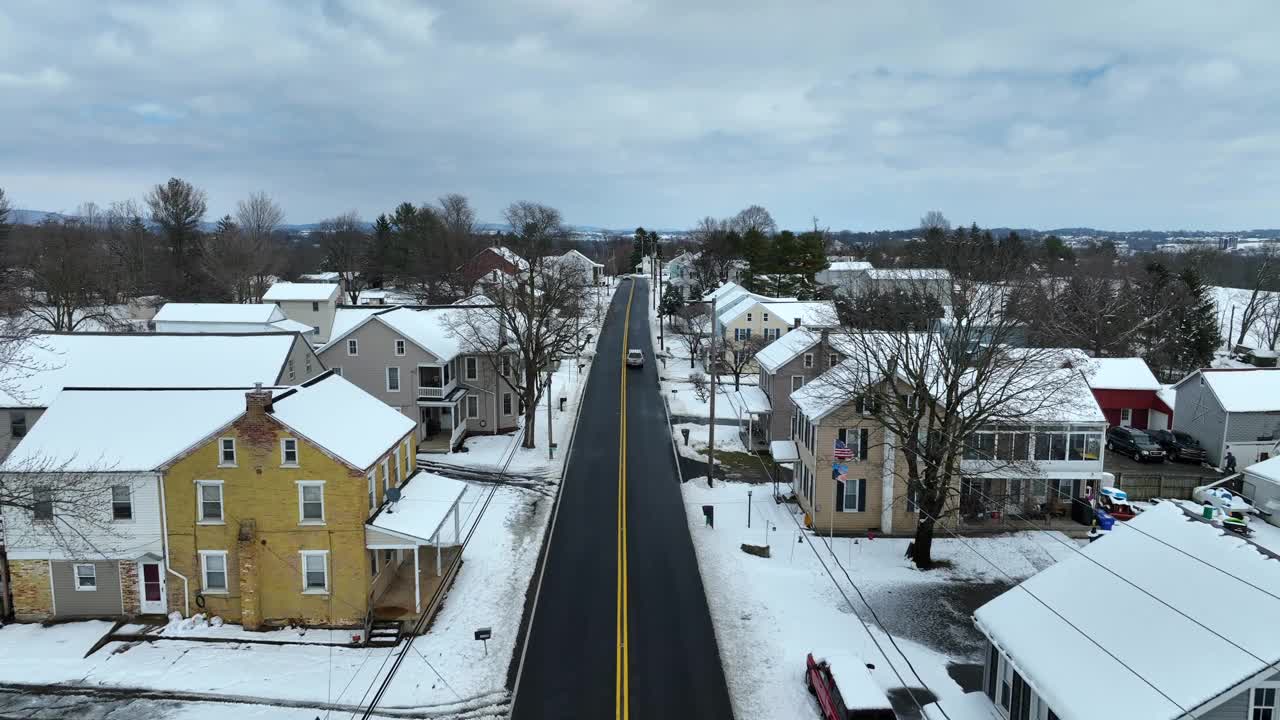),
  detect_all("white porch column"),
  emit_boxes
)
[413,545,422,614]
[434,531,442,575]
[453,501,460,543]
